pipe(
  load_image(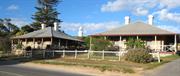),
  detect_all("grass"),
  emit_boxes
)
[28,54,180,73]
[33,59,135,73]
